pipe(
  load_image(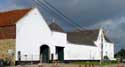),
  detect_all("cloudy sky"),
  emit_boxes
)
[0,0,125,53]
